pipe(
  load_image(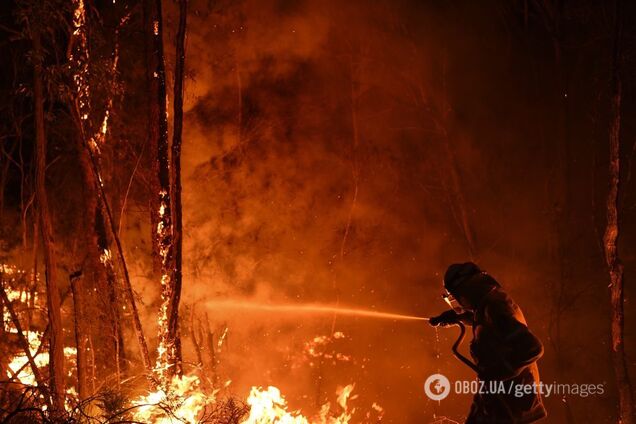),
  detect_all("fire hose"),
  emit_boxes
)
[450,322,479,373]
[449,322,517,419]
